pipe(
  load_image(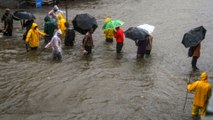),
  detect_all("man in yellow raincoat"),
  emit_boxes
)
[57,13,66,37]
[187,72,212,117]
[26,23,46,50]
[104,17,114,43]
